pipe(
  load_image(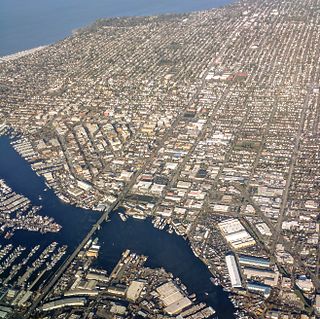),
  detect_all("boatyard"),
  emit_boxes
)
[35,237,216,319]
[0,135,234,319]
[0,178,61,237]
